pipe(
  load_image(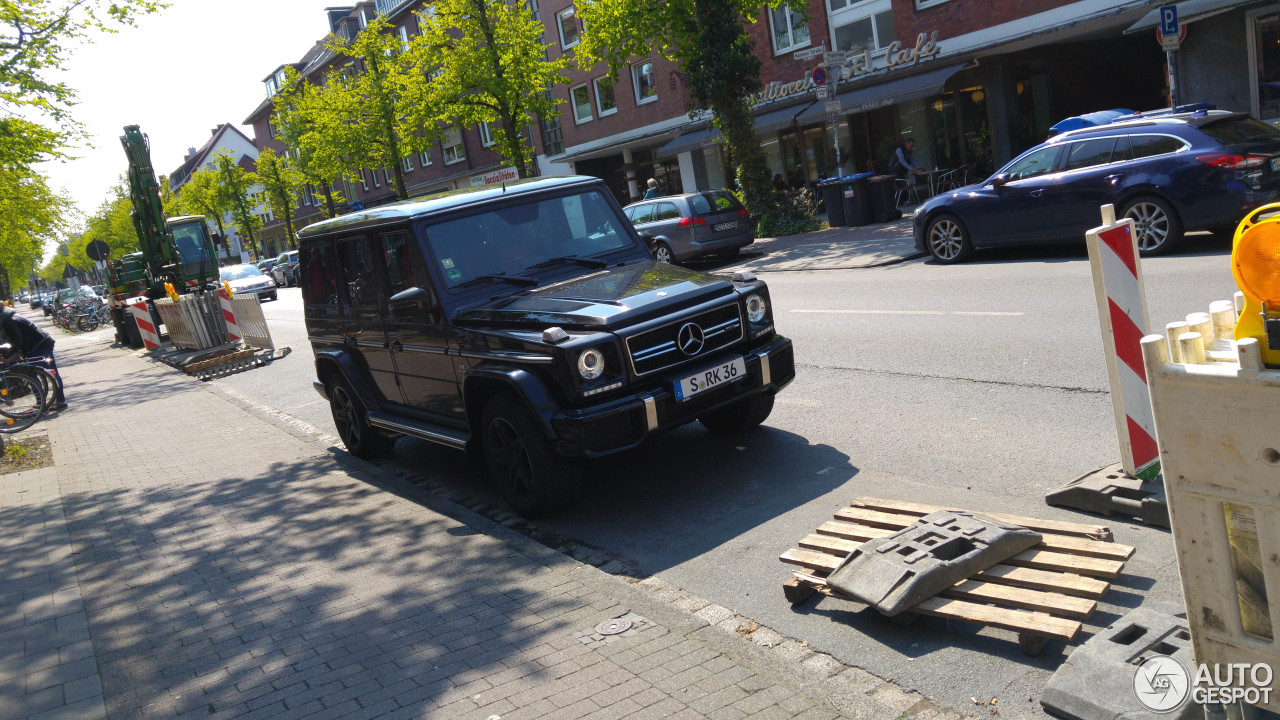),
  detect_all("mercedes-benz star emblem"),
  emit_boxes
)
[677,322,705,356]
